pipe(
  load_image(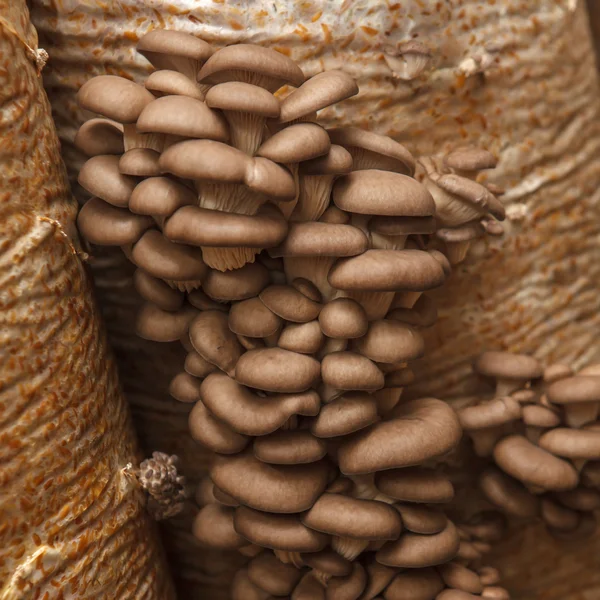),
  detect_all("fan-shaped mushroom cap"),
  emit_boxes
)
[254,430,327,464]
[206,81,280,116]
[339,398,462,475]
[311,392,378,438]
[318,298,368,340]
[539,428,600,459]
[493,435,579,491]
[438,563,483,595]
[474,351,543,396]
[132,229,207,282]
[375,468,454,504]
[546,376,600,428]
[77,75,154,123]
[444,147,497,172]
[321,352,384,391]
[540,497,579,532]
[210,451,330,513]
[458,397,521,430]
[129,176,196,217]
[203,262,270,302]
[479,466,540,518]
[376,520,460,568]
[352,320,425,364]
[229,297,282,338]
[133,269,184,312]
[247,554,303,597]
[334,170,434,216]
[395,504,447,535]
[302,550,353,577]
[135,303,197,342]
[555,487,600,511]
[270,222,368,258]
[198,44,305,91]
[75,118,124,156]
[326,562,367,600]
[328,127,415,175]
[329,250,446,292]
[231,568,272,600]
[278,321,324,354]
[293,572,327,600]
[522,404,561,428]
[235,348,320,393]
[188,400,249,454]
[169,371,203,403]
[384,568,444,600]
[300,144,353,176]
[145,69,205,99]
[258,122,331,164]
[77,197,152,246]
[184,351,217,378]
[119,148,161,177]
[260,285,322,323]
[201,373,321,436]
[78,155,137,208]
[303,494,402,540]
[192,503,246,549]
[137,30,213,79]
[245,158,297,199]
